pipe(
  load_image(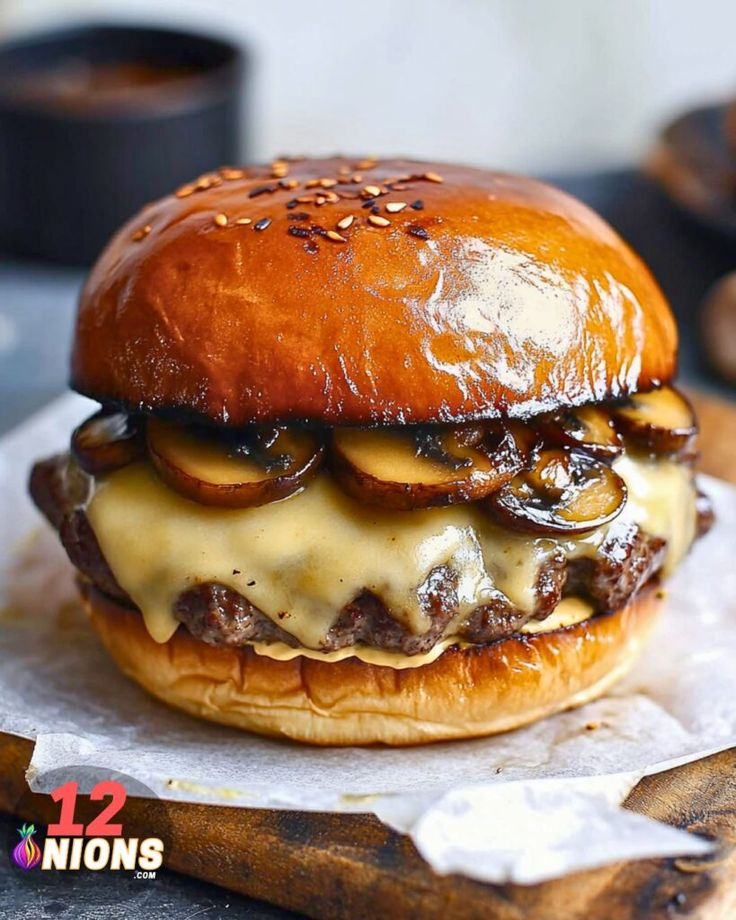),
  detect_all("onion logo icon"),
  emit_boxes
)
[12,823,42,871]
